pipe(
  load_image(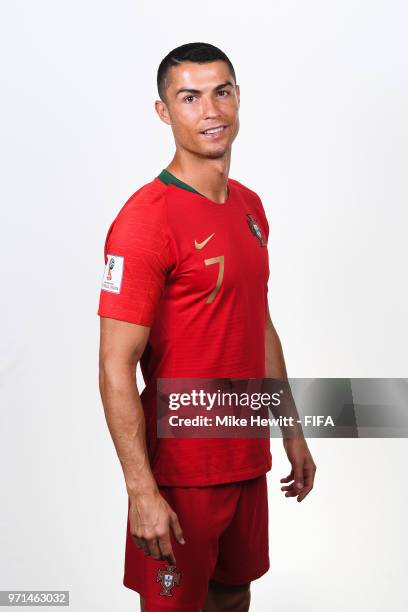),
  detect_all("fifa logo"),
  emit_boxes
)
[107,257,115,280]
